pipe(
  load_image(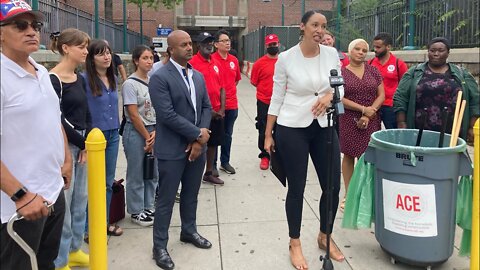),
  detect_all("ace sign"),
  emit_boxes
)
[382,179,438,237]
